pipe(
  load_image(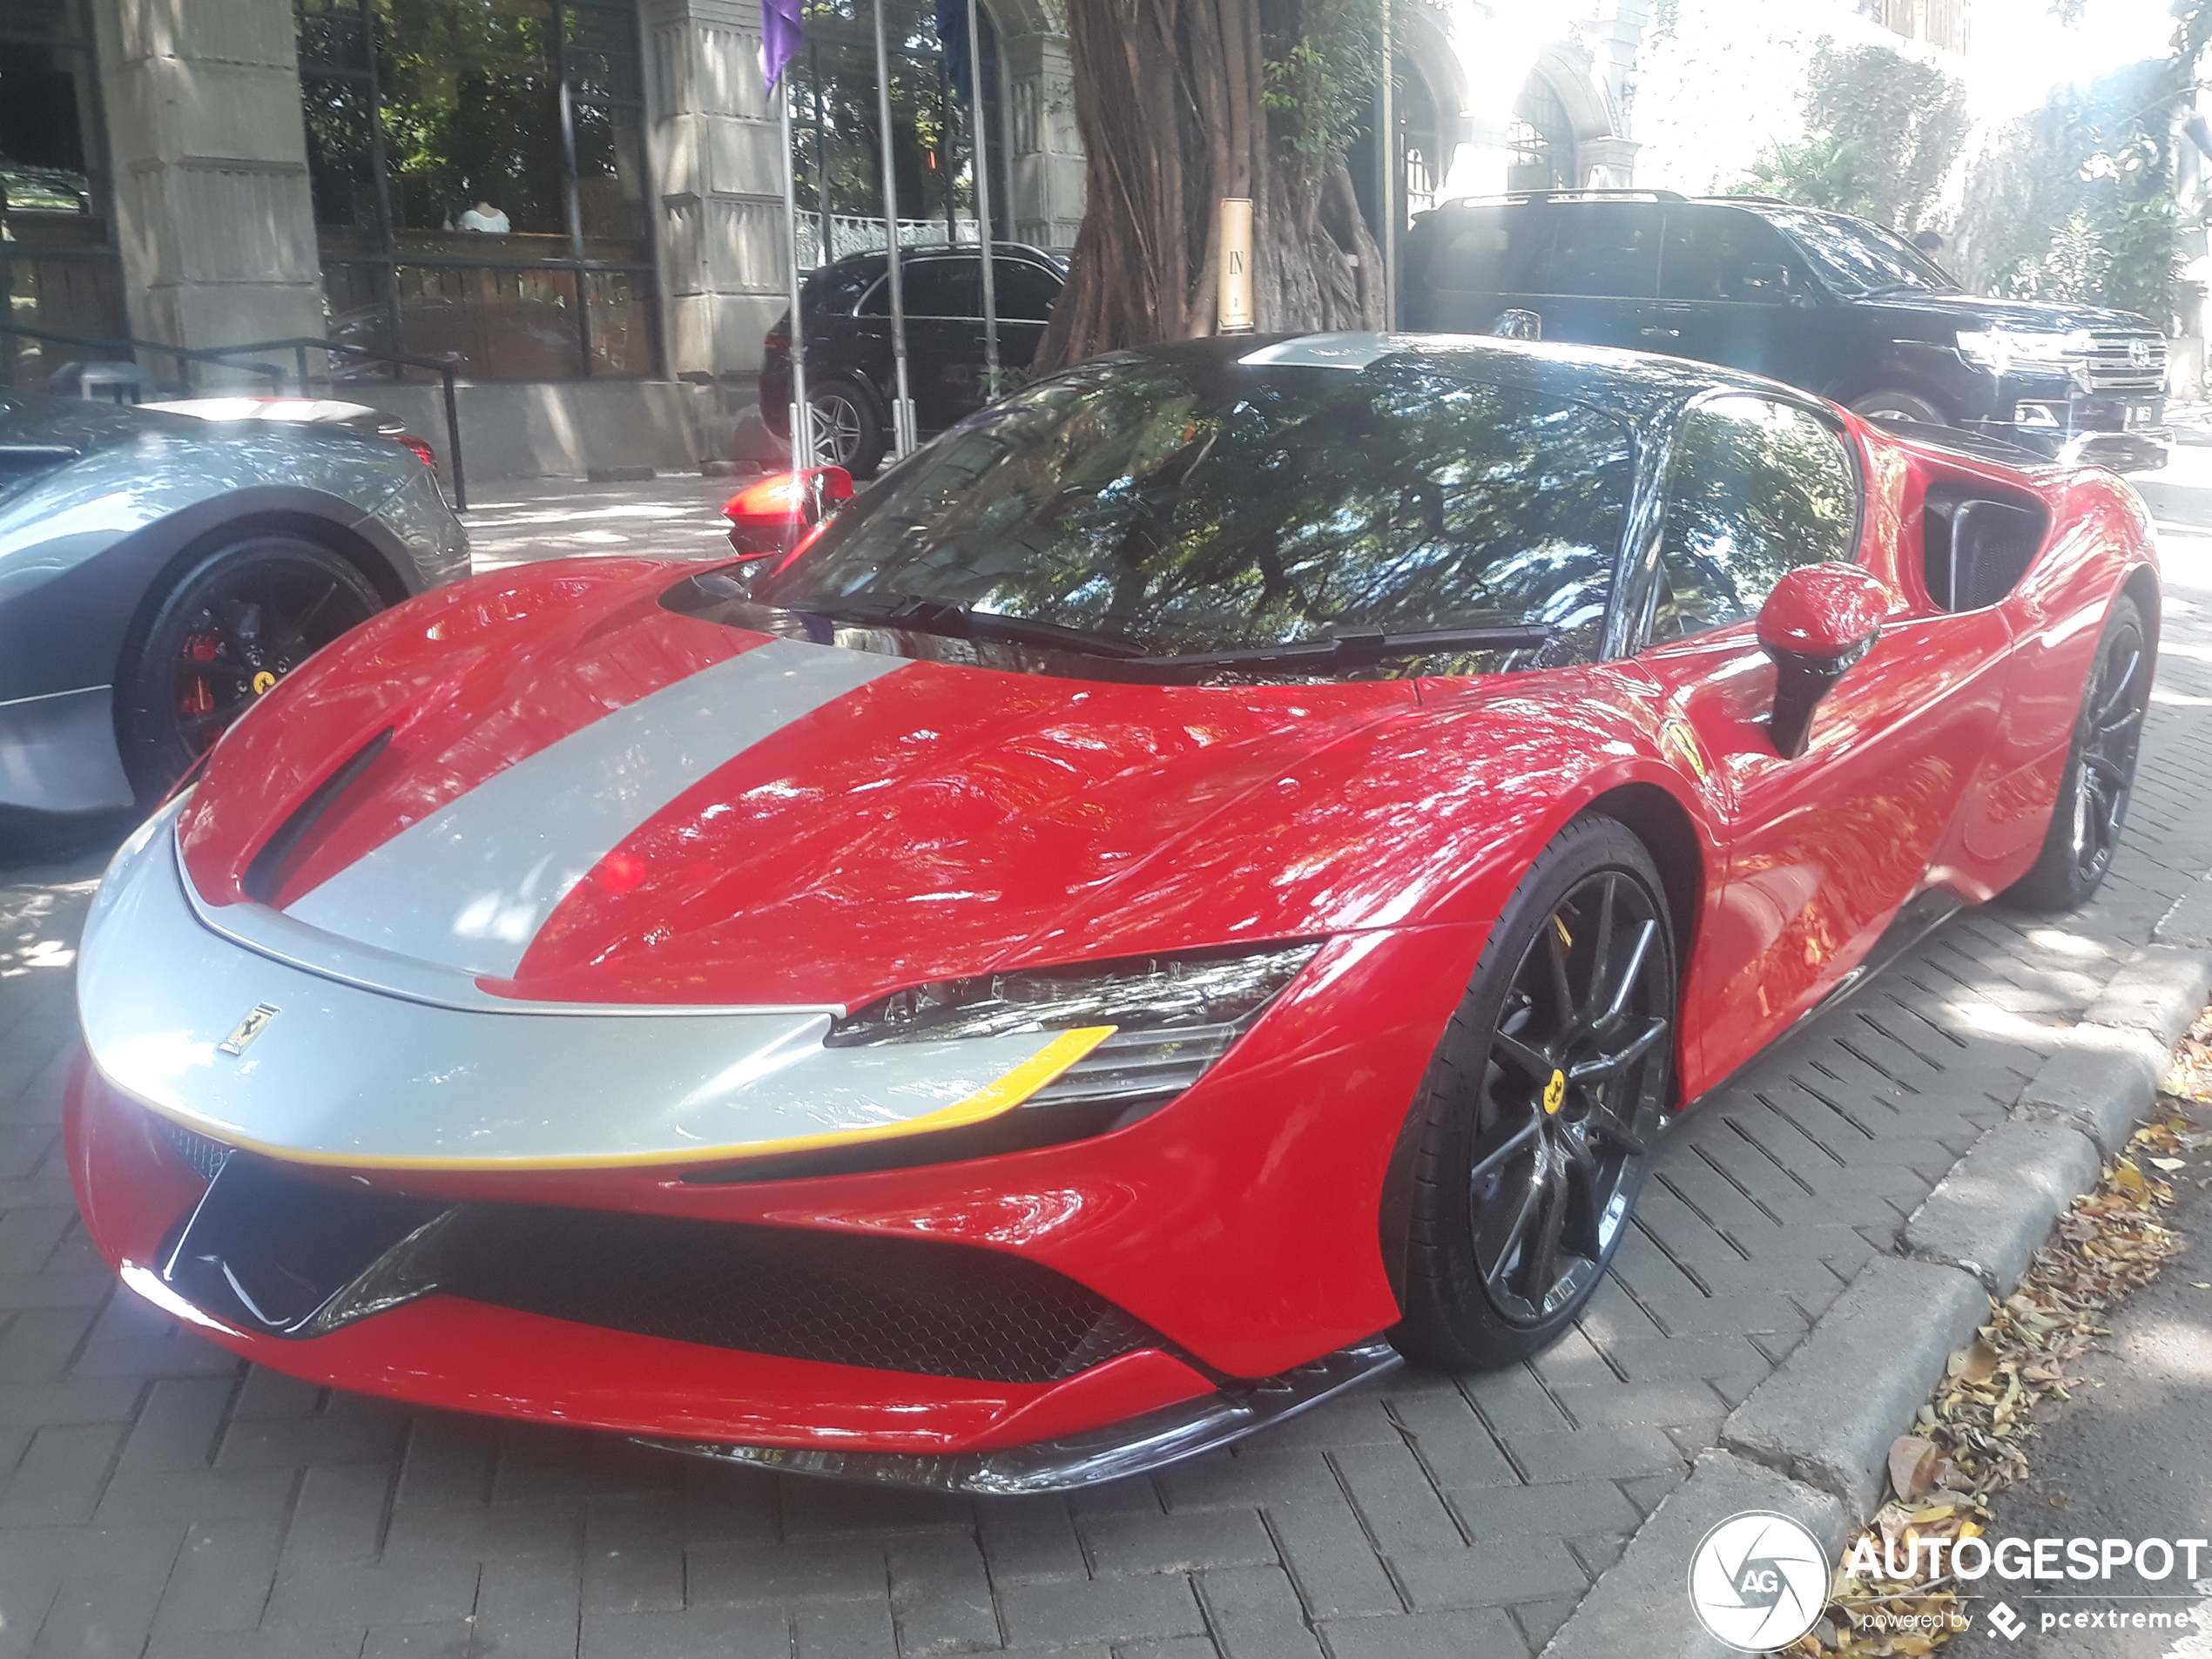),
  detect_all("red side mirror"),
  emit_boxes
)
[721,466,854,559]
[1756,563,1890,759]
